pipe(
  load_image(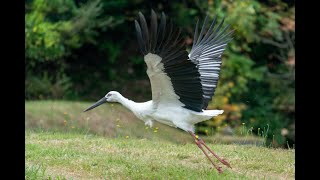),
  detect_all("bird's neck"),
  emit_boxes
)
[117,95,138,113]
